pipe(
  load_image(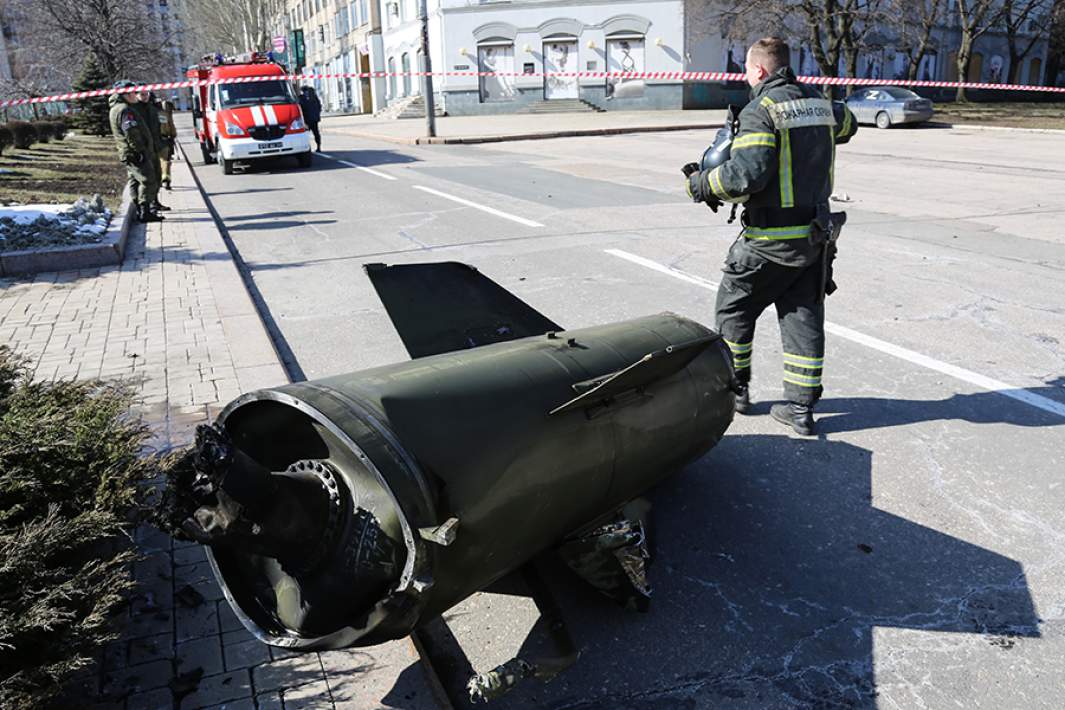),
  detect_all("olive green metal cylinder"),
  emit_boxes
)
[209,313,735,650]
